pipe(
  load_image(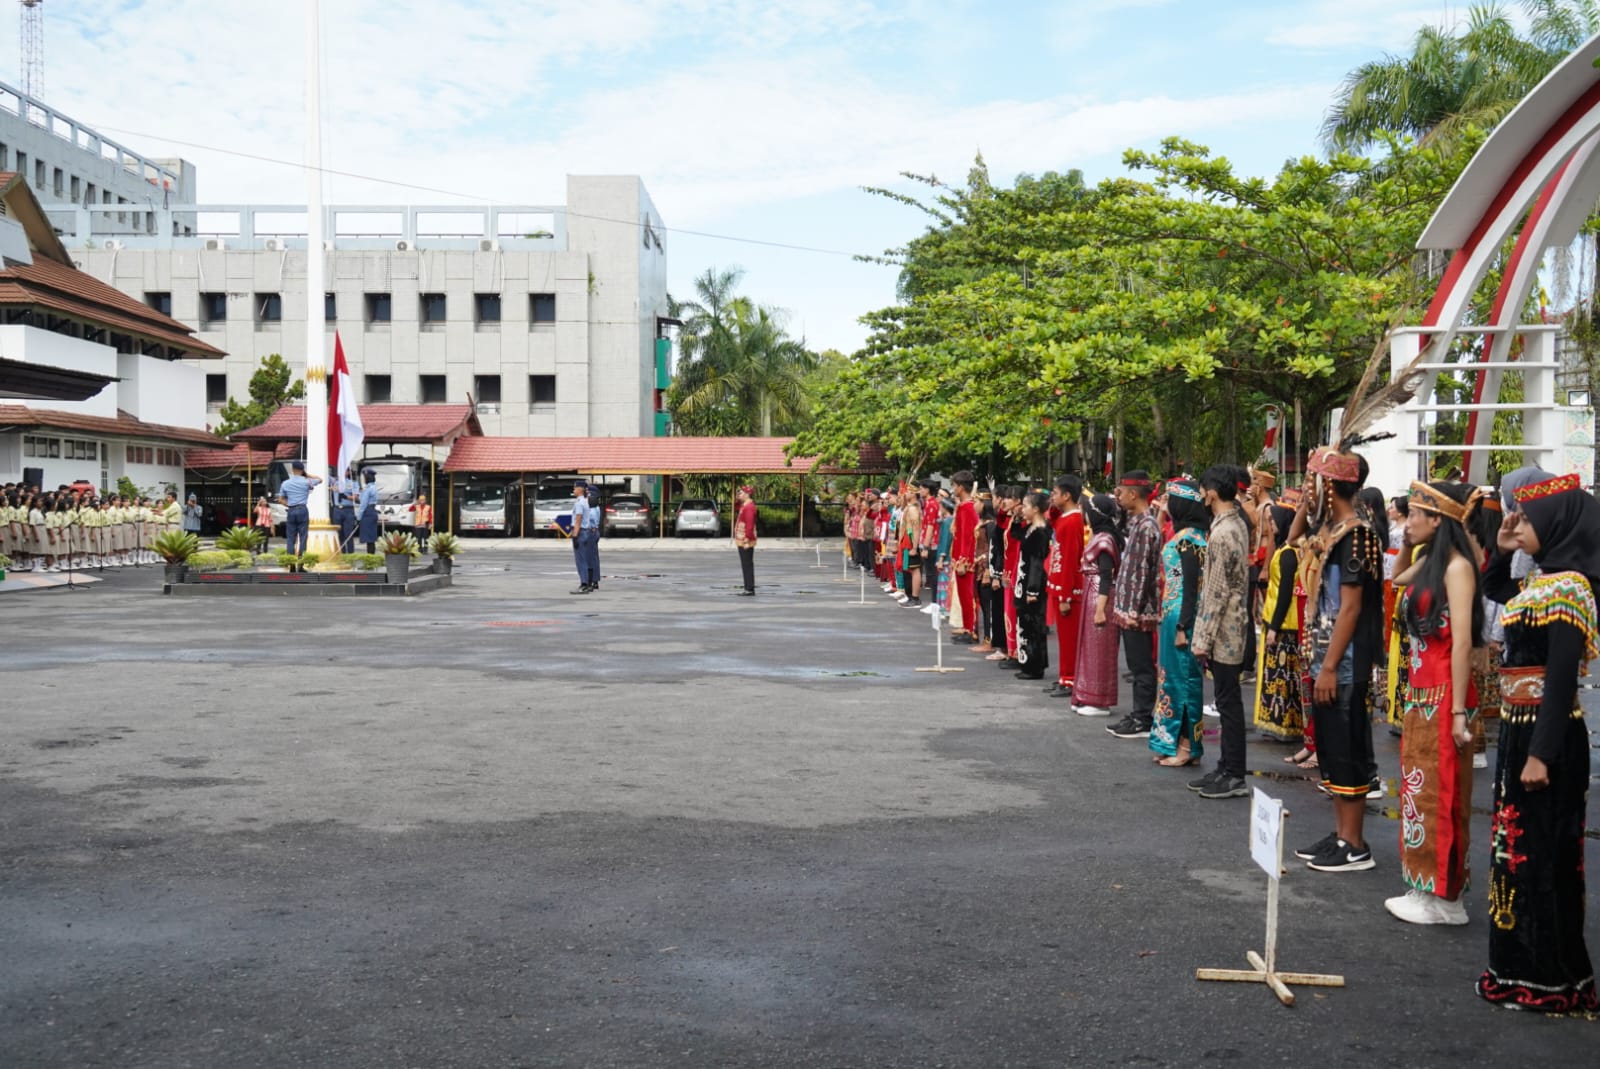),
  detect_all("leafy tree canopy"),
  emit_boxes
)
[213,354,306,438]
